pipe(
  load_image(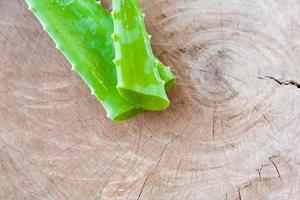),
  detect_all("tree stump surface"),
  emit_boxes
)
[0,0,300,199]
